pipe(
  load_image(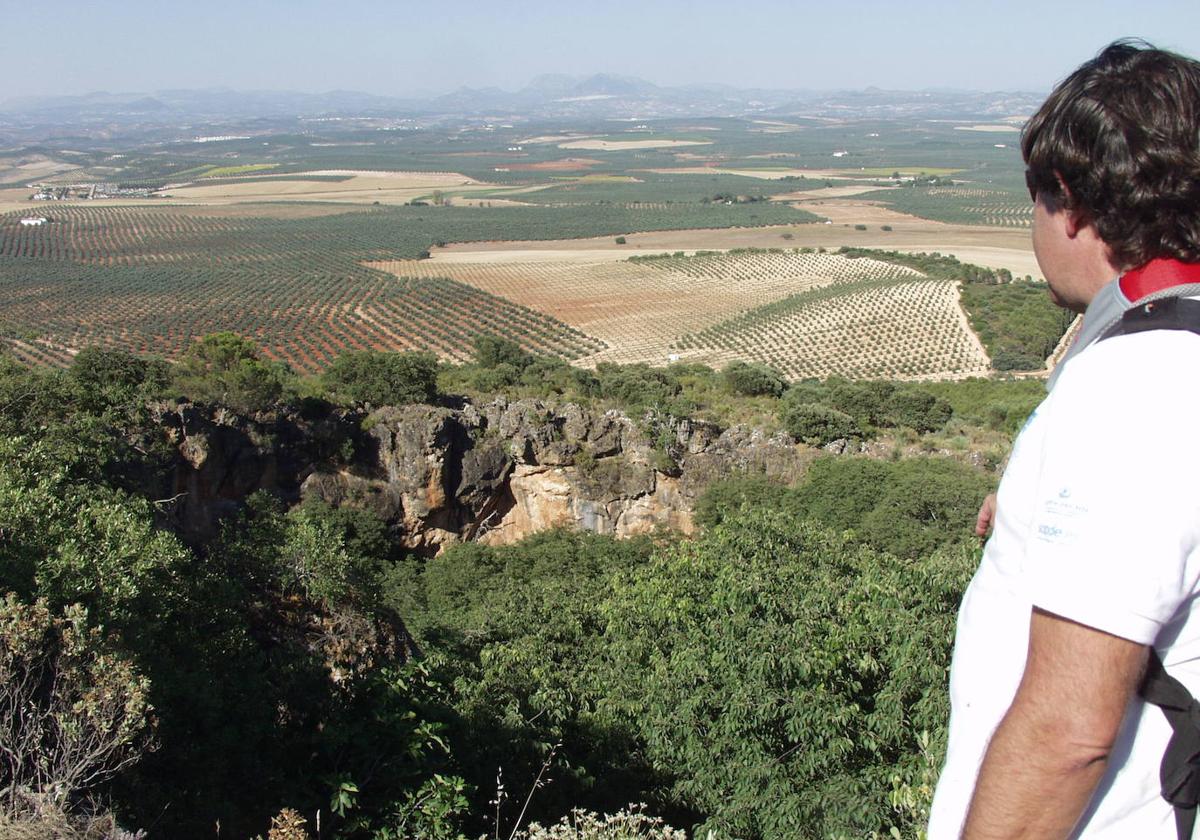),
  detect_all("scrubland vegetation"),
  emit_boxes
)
[0,333,1040,838]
